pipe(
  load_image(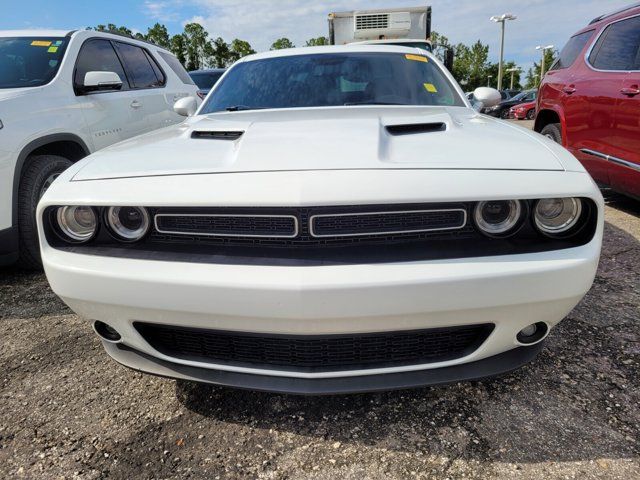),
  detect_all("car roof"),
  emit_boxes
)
[0,29,73,37]
[589,3,640,25]
[238,44,437,63]
[189,68,226,74]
